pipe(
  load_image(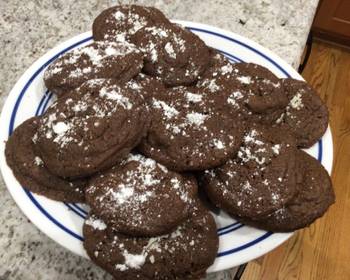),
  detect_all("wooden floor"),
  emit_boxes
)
[241,42,350,280]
